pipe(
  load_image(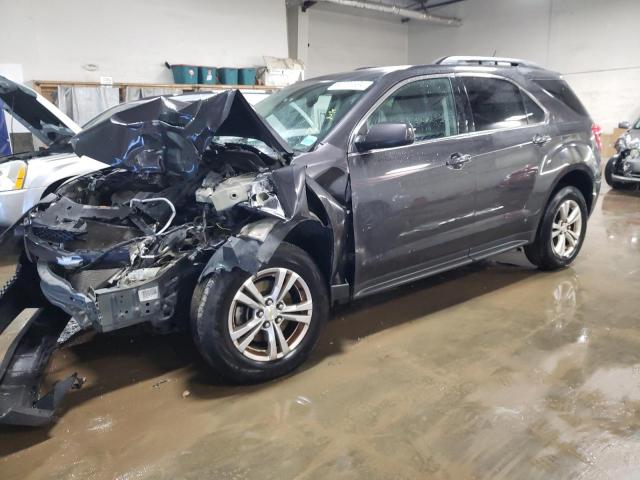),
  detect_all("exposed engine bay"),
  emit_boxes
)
[26,142,294,333]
